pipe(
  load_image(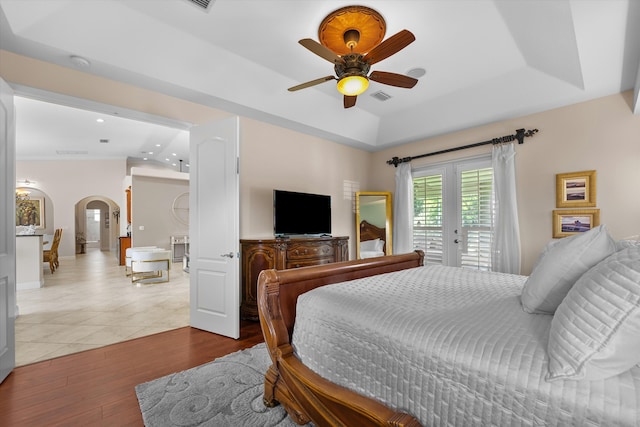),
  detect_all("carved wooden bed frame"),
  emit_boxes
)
[359,220,387,253]
[257,251,425,427]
